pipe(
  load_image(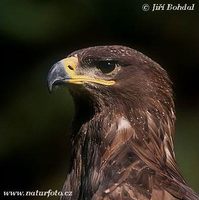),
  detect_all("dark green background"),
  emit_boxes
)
[1,0,199,199]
